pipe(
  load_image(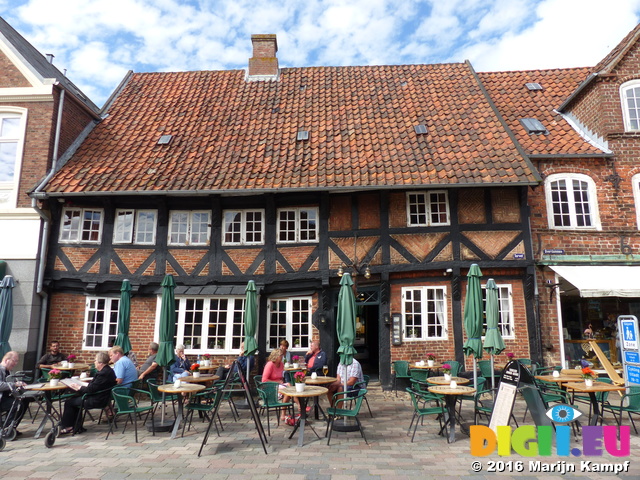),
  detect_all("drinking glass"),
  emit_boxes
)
[322,365,329,376]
